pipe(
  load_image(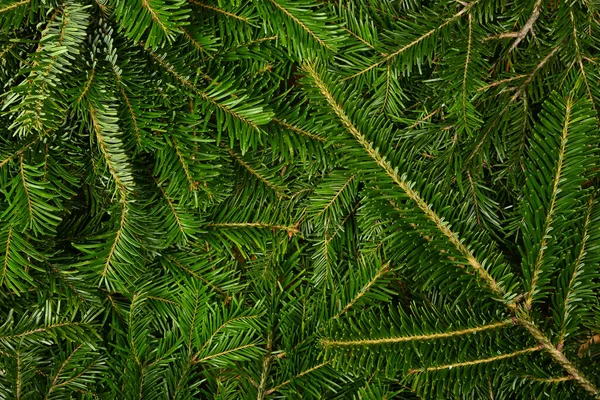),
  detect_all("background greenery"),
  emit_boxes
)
[0,0,599,398]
